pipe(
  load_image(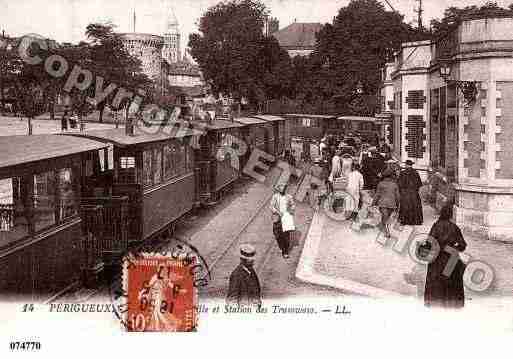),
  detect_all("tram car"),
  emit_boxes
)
[253,115,290,156]
[67,126,201,247]
[282,114,337,141]
[193,118,245,205]
[234,117,273,153]
[0,113,296,300]
[0,135,109,300]
[332,116,388,145]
